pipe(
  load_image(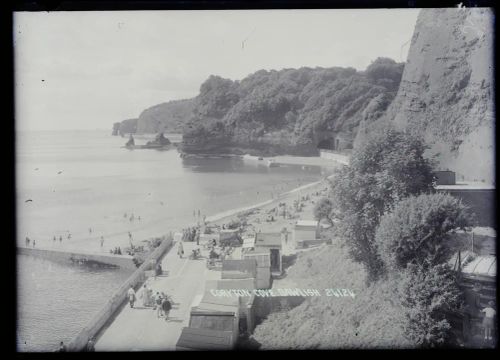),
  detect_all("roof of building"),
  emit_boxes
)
[209,278,255,291]
[462,255,496,277]
[435,181,495,190]
[220,229,239,234]
[176,327,233,350]
[255,232,282,247]
[194,291,240,314]
[295,220,318,228]
[222,259,256,272]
